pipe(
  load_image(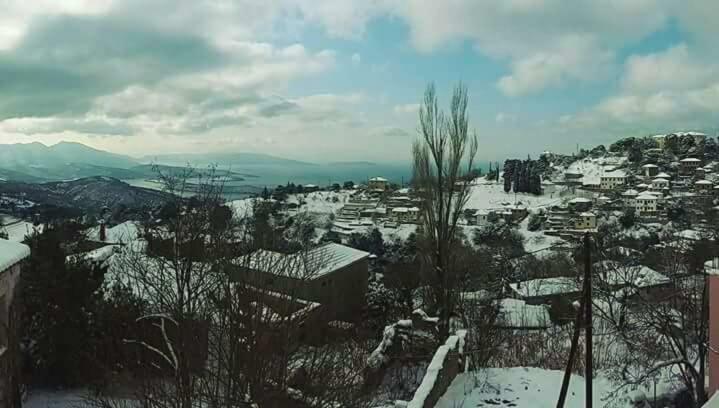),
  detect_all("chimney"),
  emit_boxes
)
[707,258,719,398]
[99,220,106,242]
